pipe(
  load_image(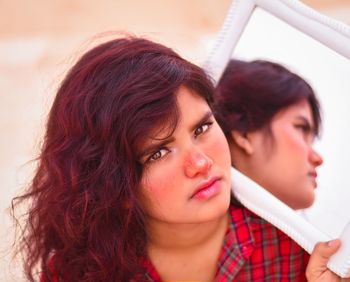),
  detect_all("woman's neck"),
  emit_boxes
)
[146,212,229,281]
[147,212,229,250]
